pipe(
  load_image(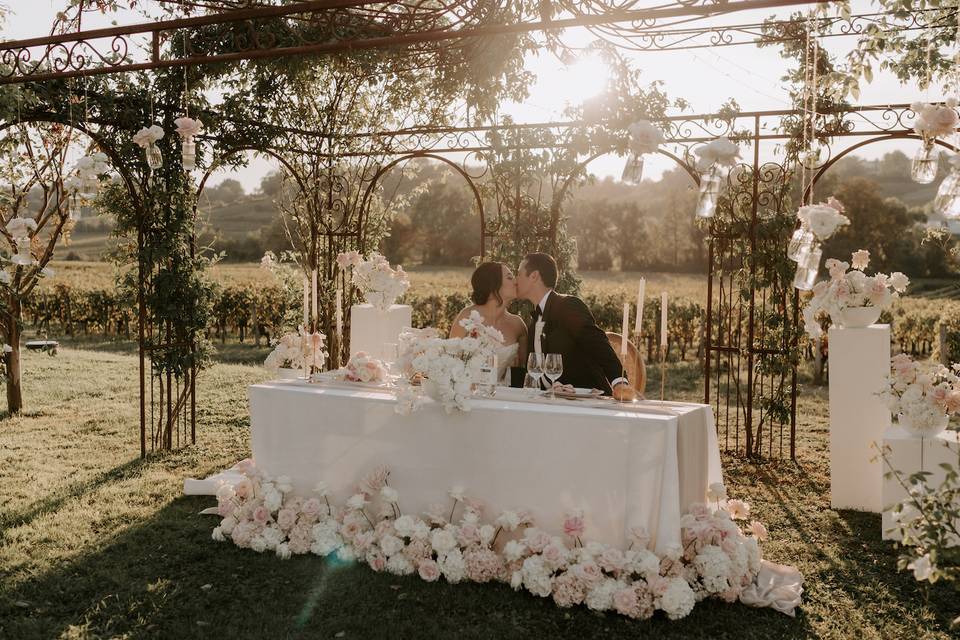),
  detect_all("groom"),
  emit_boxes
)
[516,253,635,399]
